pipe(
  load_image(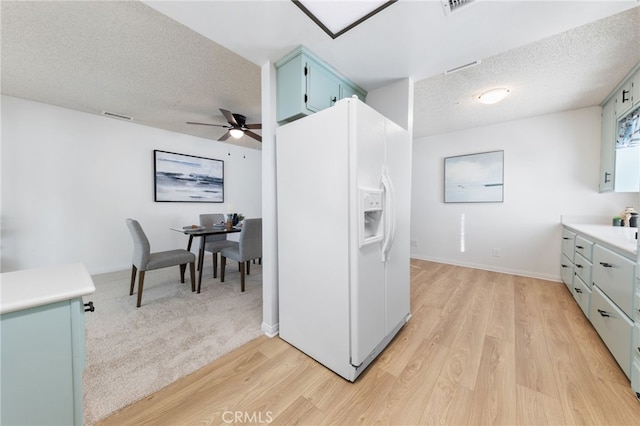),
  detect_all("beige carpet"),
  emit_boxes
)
[82,259,263,425]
